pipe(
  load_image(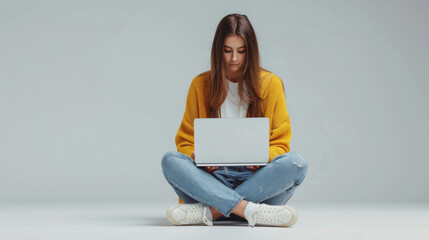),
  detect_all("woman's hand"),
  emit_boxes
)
[191,151,219,173]
[246,165,261,172]
[203,166,219,173]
